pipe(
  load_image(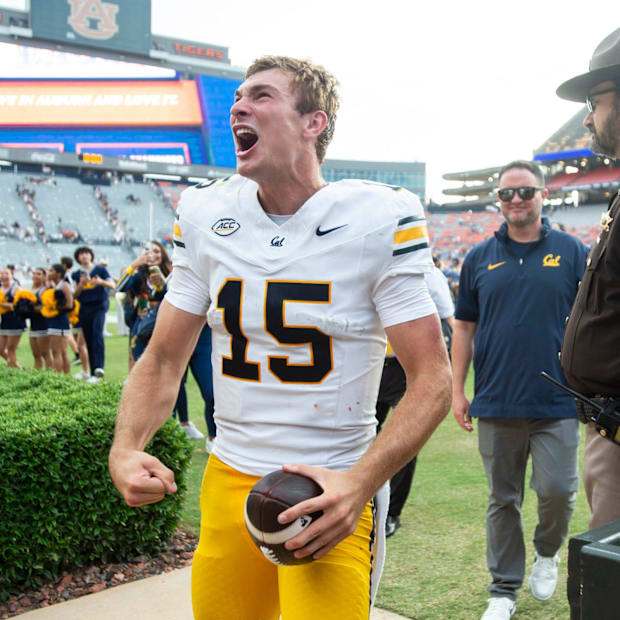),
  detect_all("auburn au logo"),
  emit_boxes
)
[67,0,119,40]
[542,254,561,267]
